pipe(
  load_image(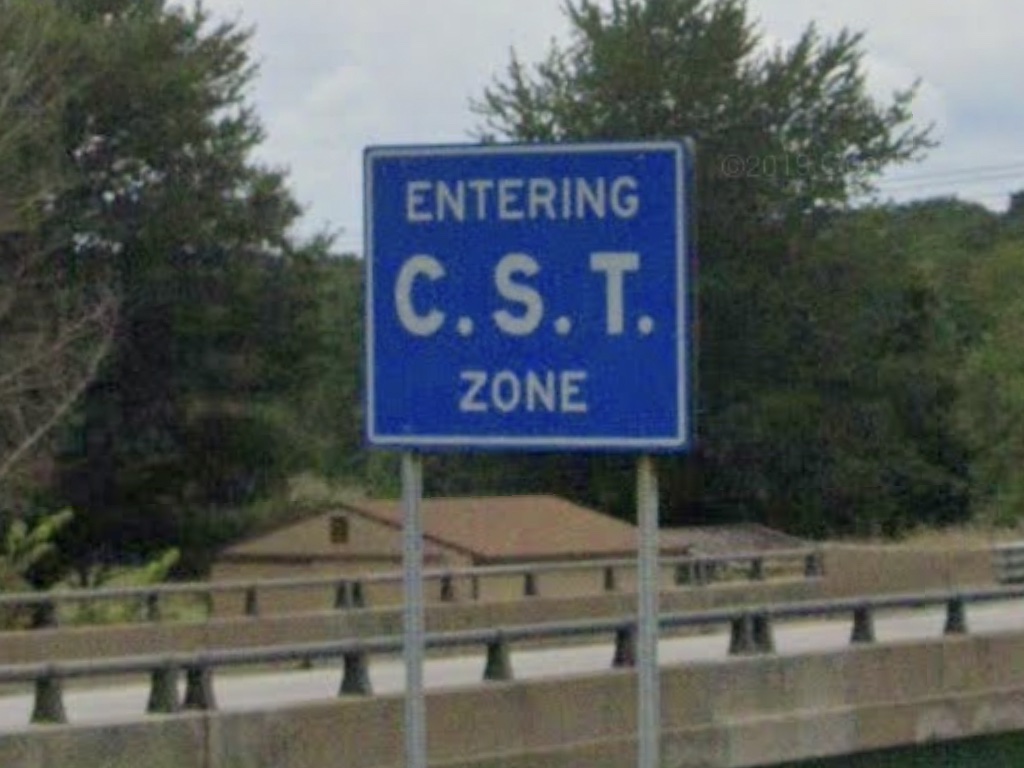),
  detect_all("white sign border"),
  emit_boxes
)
[364,140,691,451]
